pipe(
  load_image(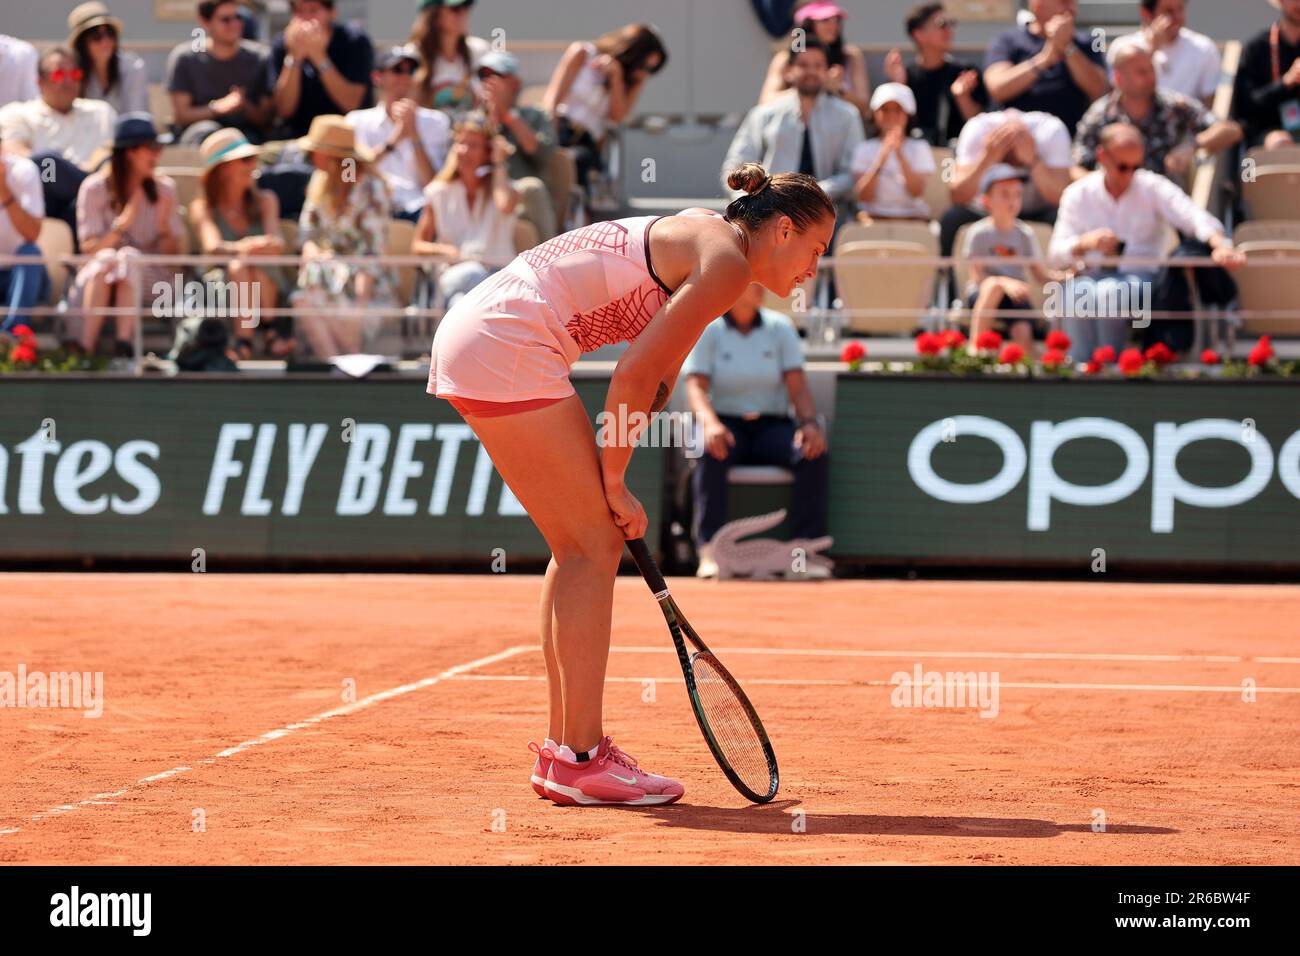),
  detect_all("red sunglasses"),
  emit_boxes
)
[46,67,85,84]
